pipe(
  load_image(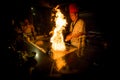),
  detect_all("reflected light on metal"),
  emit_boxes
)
[34,51,39,60]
